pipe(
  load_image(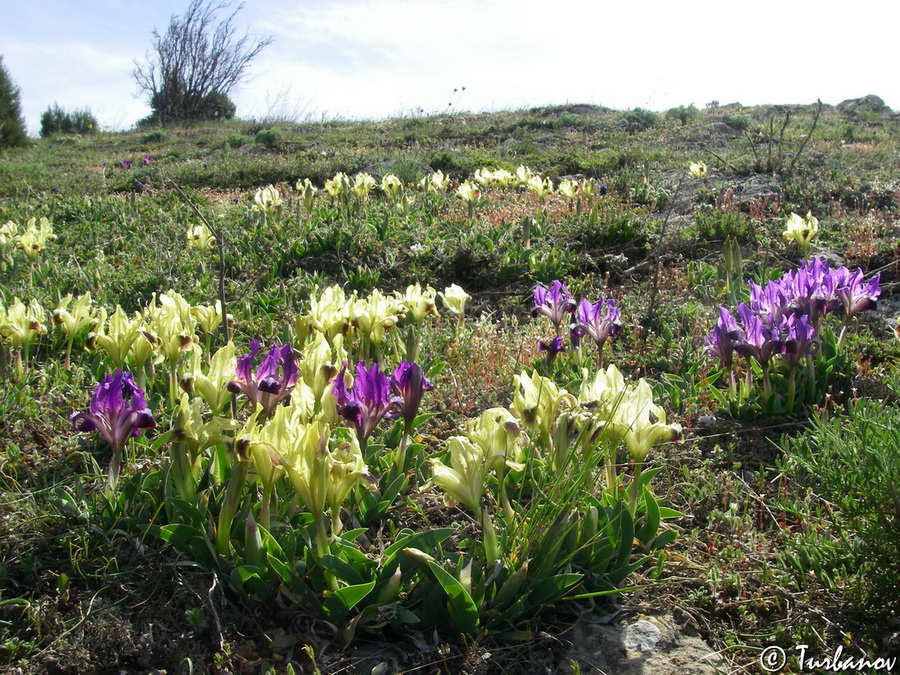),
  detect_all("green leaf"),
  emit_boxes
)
[383,527,453,560]
[426,560,480,636]
[611,504,635,568]
[267,554,292,583]
[167,497,207,528]
[230,565,272,601]
[636,487,661,544]
[337,527,368,542]
[210,444,230,486]
[527,573,582,607]
[156,523,216,569]
[331,580,376,614]
[397,607,421,624]
[607,557,649,585]
[649,529,678,550]
[319,555,365,586]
